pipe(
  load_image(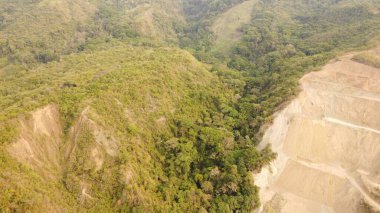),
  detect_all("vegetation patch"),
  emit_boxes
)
[1,0,380,212]
[352,52,380,68]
